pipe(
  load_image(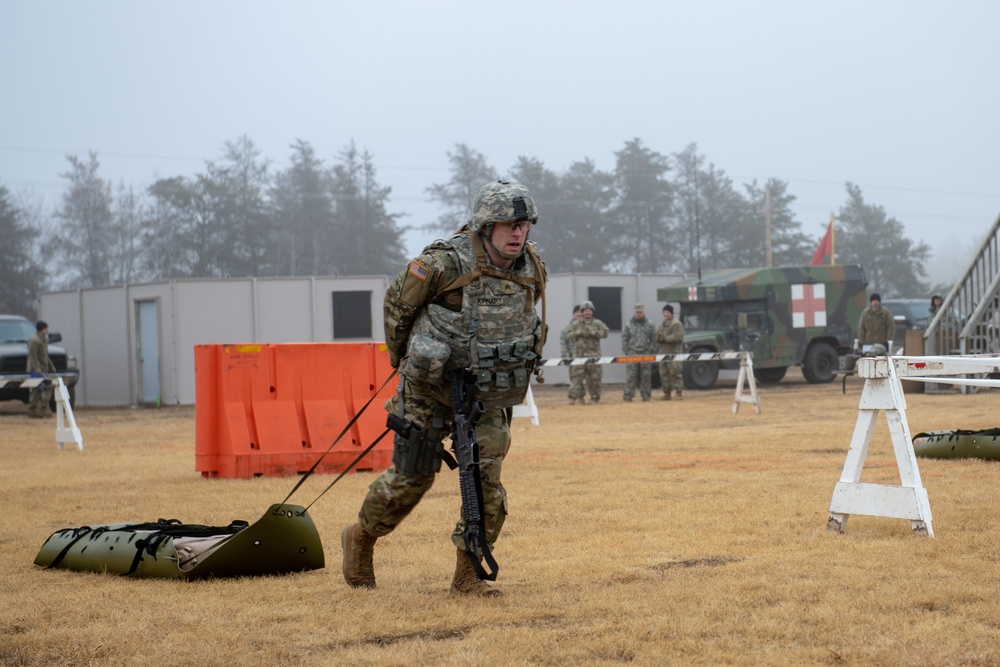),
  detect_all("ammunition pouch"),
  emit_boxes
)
[472,337,537,403]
